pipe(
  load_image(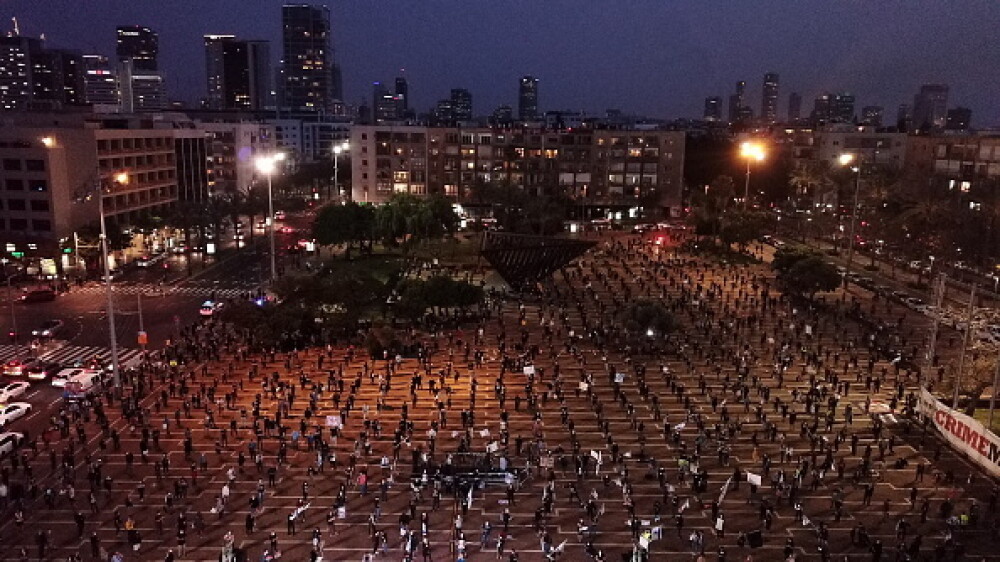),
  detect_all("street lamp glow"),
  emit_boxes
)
[739,141,766,209]
[40,136,54,148]
[838,153,855,167]
[255,156,276,174]
[114,172,129,185]
[740,141,766,162]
